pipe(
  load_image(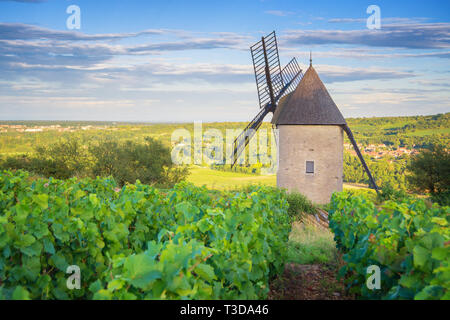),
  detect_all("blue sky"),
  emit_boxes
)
[0,0,449,121]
